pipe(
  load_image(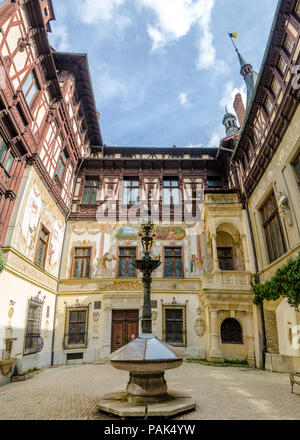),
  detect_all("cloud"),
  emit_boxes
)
[49,24,71,52]
[207,126,224,149]
[179,92,189,107]
[93,63,128,103]
[76,0,124,23]
[220,82,247,114]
